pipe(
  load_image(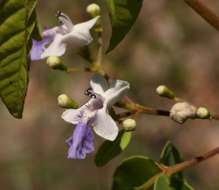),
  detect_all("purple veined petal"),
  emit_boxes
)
[66,121,95,159]
[90,74,108,95]
[66,136,73,147]
[41,34,67,58]
[87,95,104,111]
[104,80,130,107]
[93,106,119,141]
[30,26,65,61]
[30,36,52,61]
[62,100,98,125]
[62,108,82,125]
